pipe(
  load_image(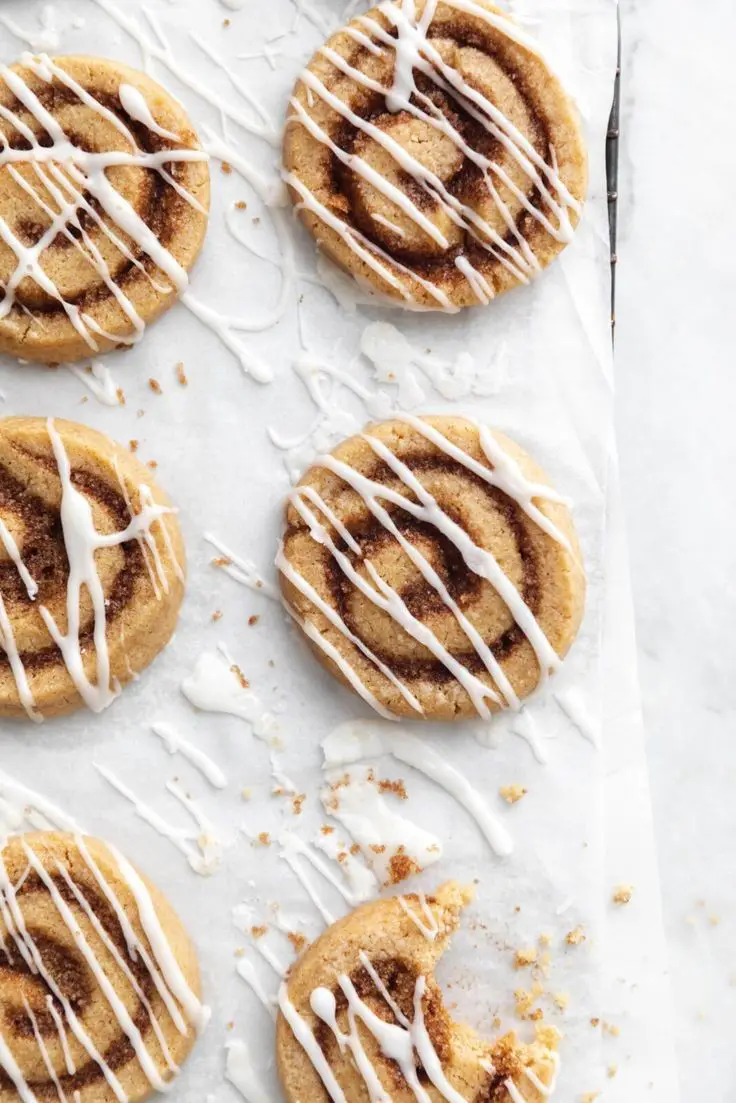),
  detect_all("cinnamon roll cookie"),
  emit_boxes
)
[0,831,207,1102]
[283,0,586,310]
[0,55,209,363]
[277,882,559,1103]
[0,416,185,720]
[278,415,584,721]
